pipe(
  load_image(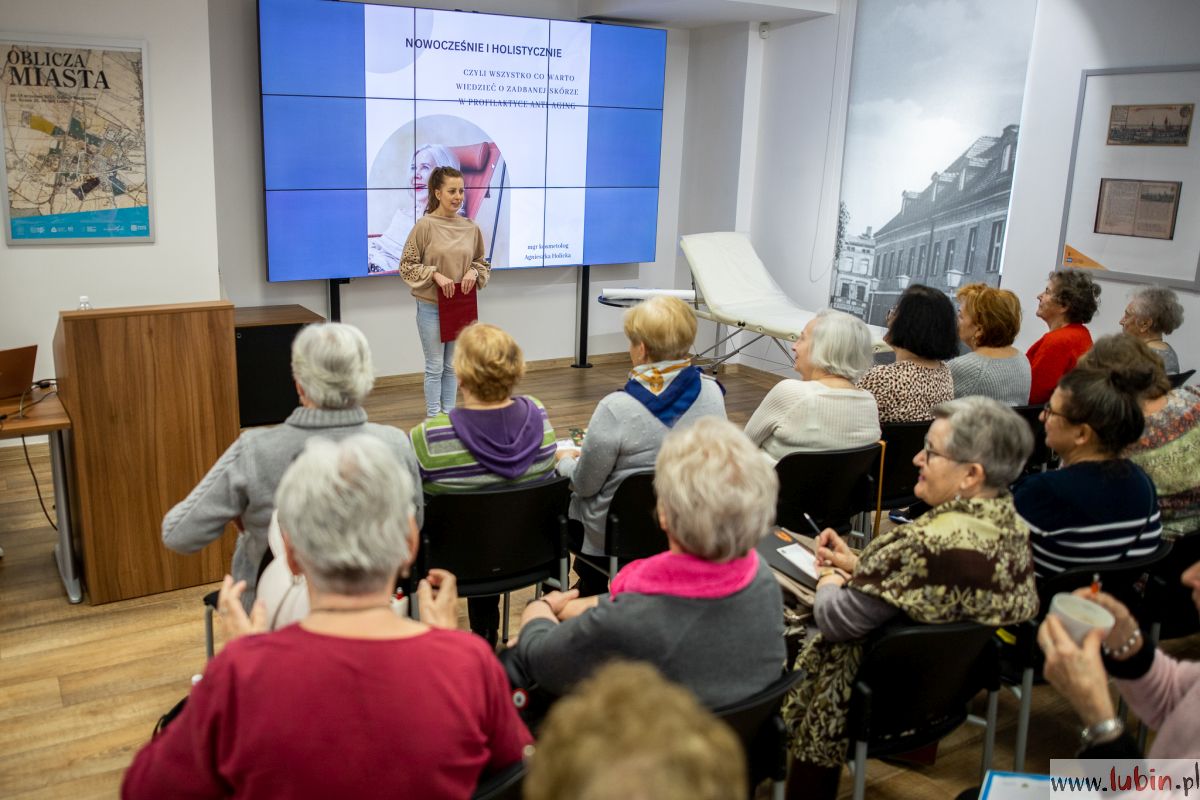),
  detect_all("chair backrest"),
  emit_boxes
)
[848,619,999,757]
[712,668,806,787]
[1152,533,1200,640]
[1038,539,1175,625]
[471,761,525,800]
[1168,369,1195,389]
[420,476,570,588]
[1012,404,1055,474]
[775,442,883,533]
[877,420,933,507]
[605,470,668,561]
